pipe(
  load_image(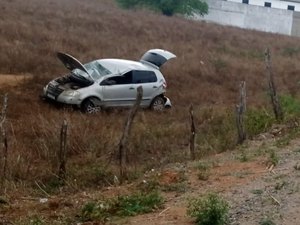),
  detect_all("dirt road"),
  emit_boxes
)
[127,136,300,225]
